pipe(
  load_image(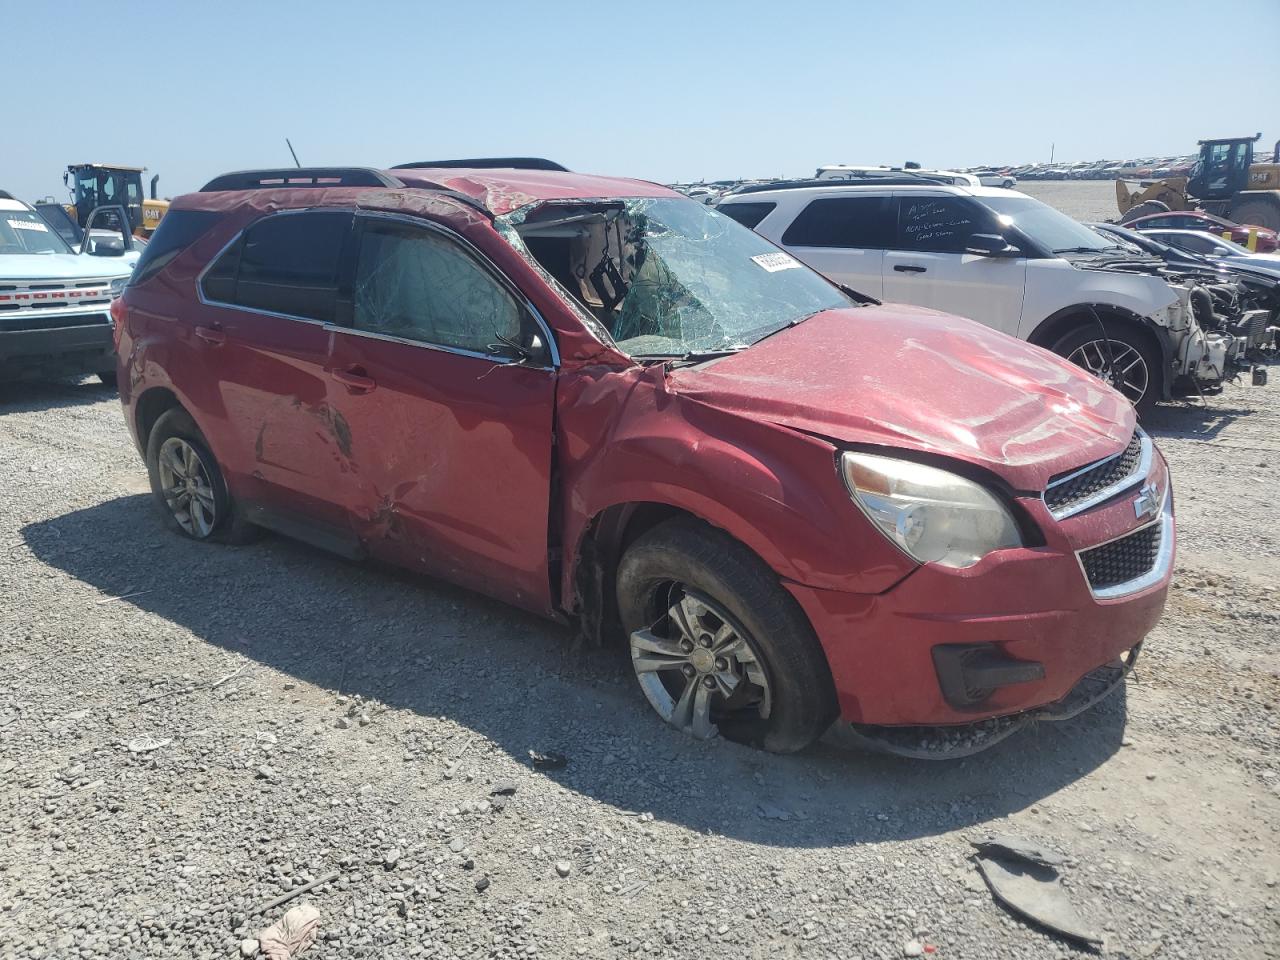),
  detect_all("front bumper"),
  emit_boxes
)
[0,320,114,380]
[786,457,1173,728]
